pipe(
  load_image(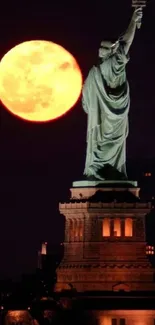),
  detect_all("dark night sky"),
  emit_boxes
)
[0,0,155,279]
